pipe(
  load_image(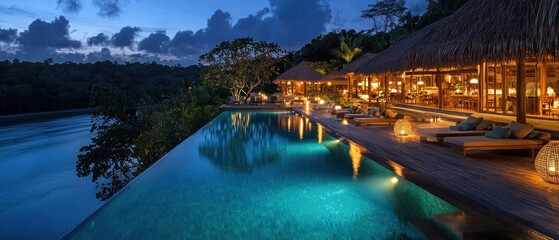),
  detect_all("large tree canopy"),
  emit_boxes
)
[199,37,284,102]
